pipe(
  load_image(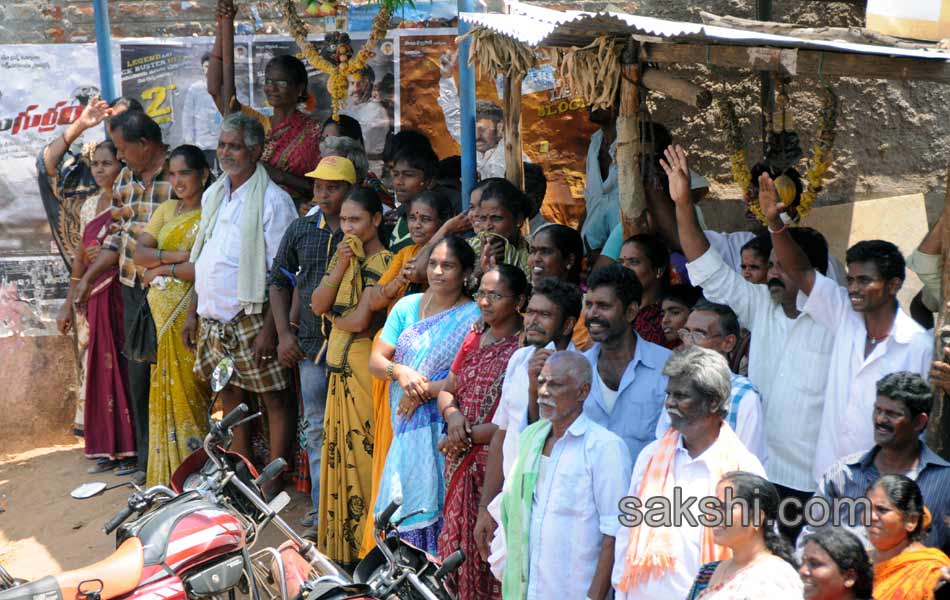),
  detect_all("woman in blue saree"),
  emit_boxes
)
[367,236,479,554]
